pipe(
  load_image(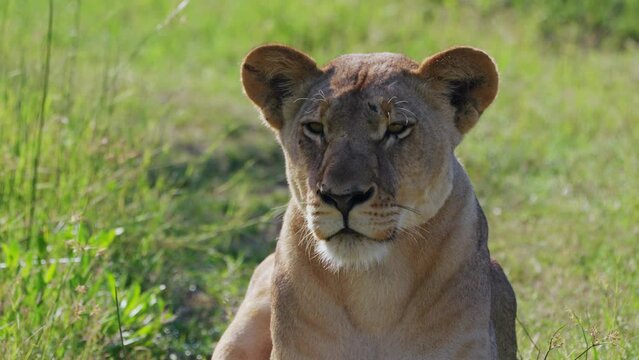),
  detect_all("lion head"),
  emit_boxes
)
[241,45,498,270]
